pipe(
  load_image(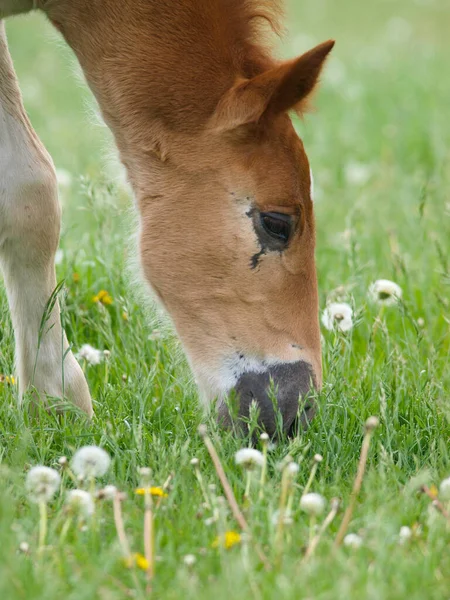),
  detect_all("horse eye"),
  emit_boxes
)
[260,212,292,243]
